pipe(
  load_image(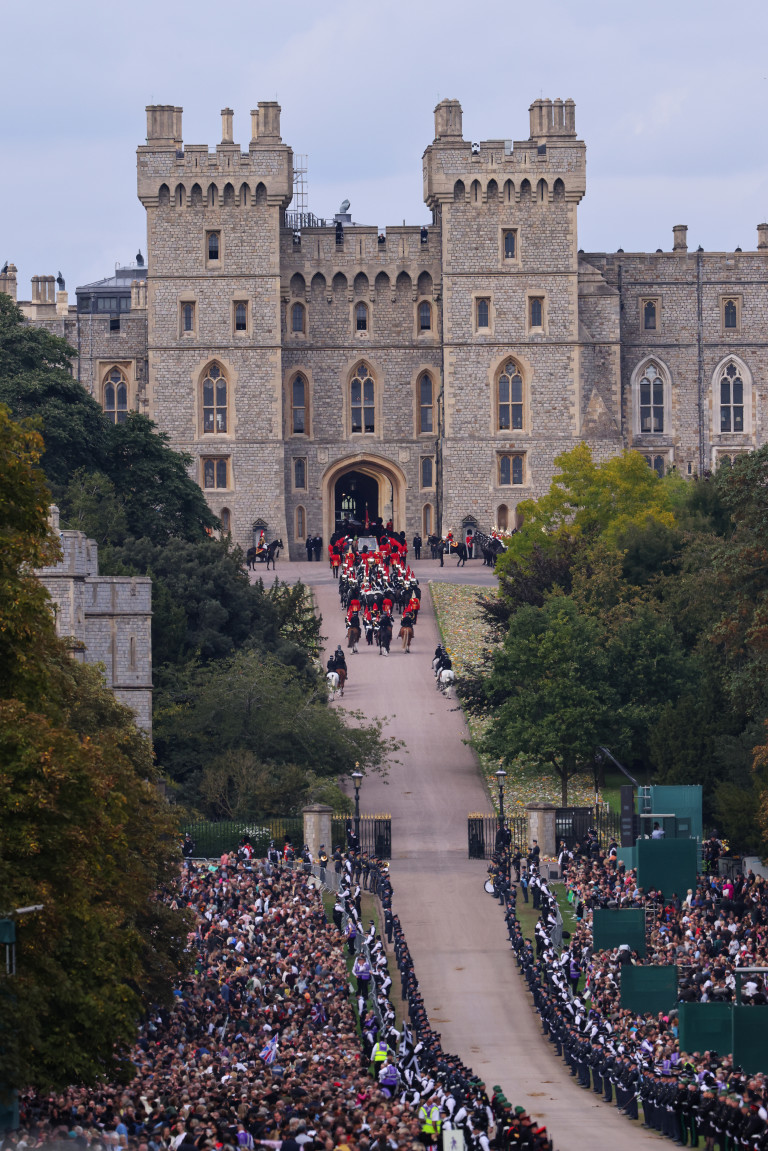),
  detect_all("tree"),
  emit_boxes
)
[0,405,61,706]
[470,597,617,806]
[153,649,397,811]
[0,661,189,1090]
[0,295,107,490]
